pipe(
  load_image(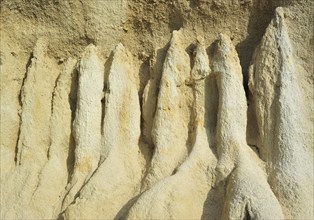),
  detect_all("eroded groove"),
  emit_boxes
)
[99,51,113,164]
[139,45,169,192]
[47,72,61,159]
[50,73,61,117]
[14,52,33,164]
[141,44,168,148]
[66,66,79,183]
